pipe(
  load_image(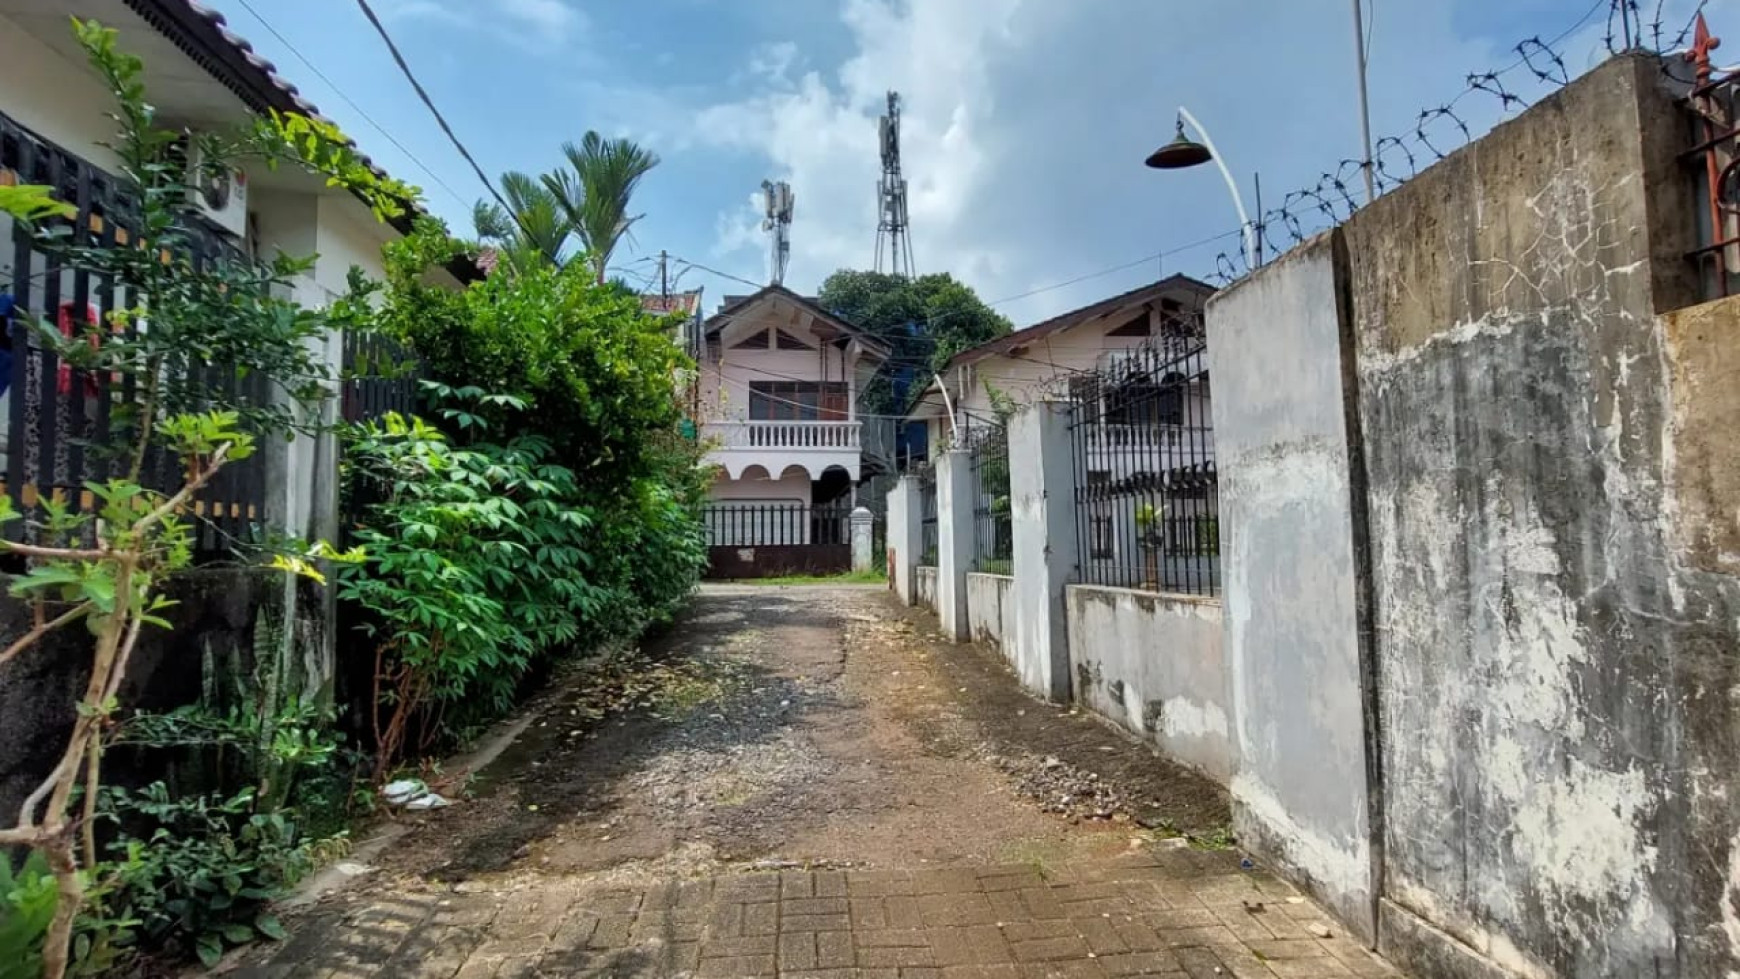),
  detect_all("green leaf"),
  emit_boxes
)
[220,923,256,944]
[196,934,224,968]
[255,914,287,941]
